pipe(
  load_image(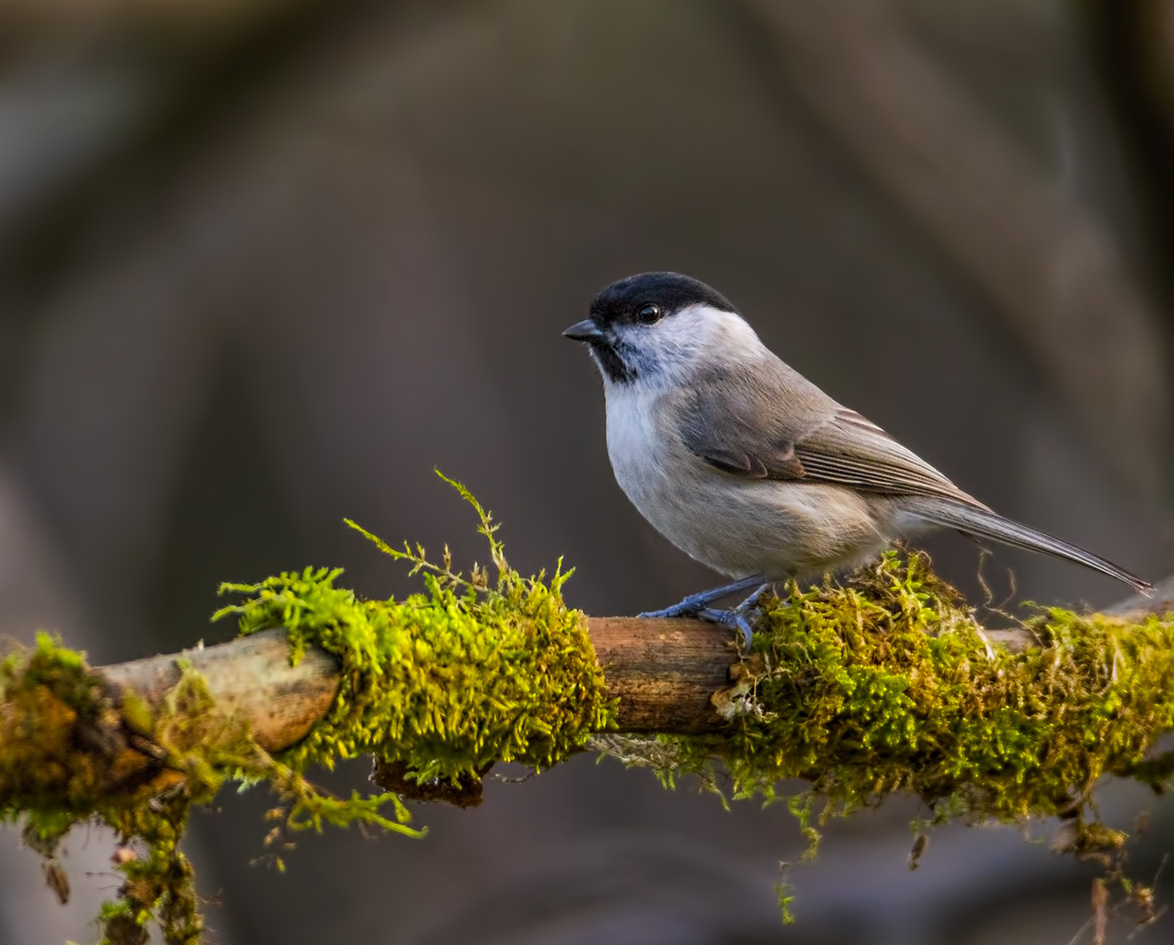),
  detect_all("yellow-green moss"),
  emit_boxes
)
[0,478,614,945]
[3,478,1172,940]
[214,479,613,782]
[719,552,1174,814]
[1,638,225,944]
[600,550,1174,920]
[0,637,427,945]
